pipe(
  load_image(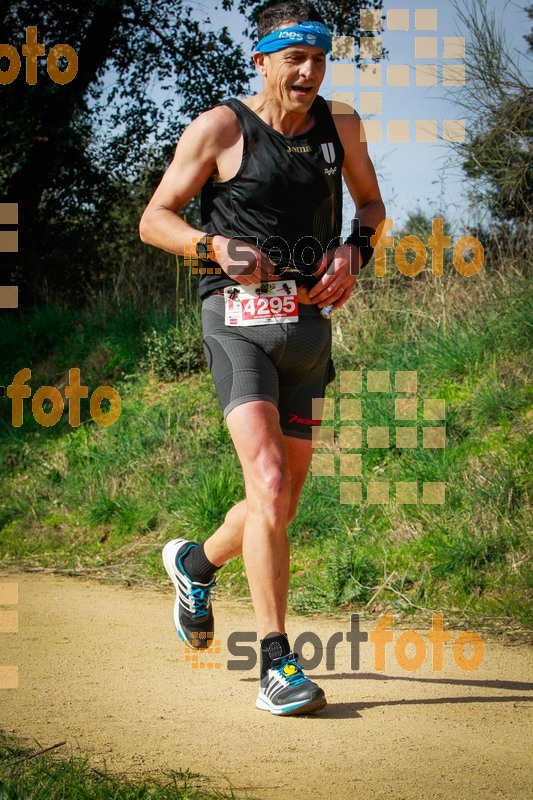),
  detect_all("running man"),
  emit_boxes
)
[140,0,385,716]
